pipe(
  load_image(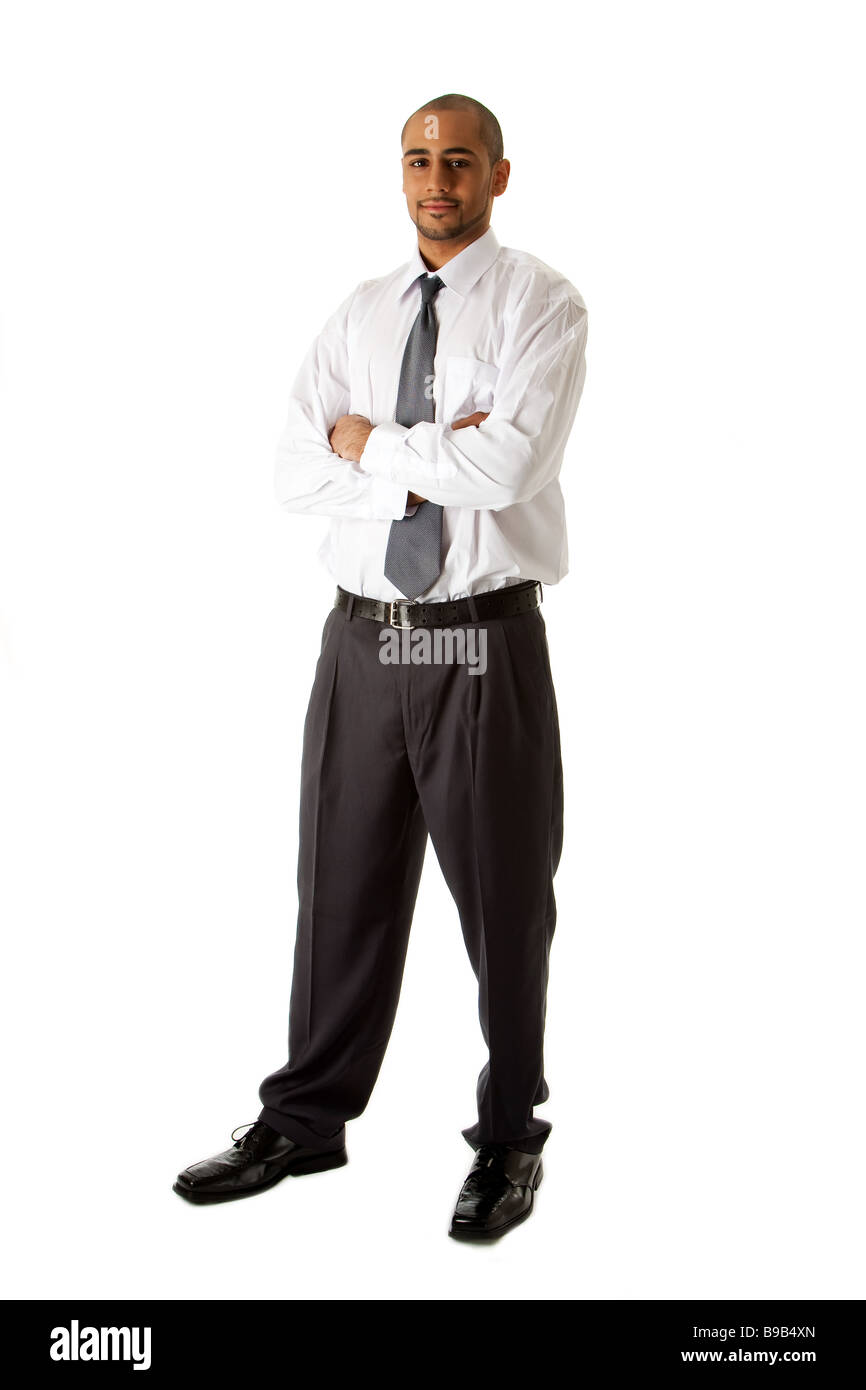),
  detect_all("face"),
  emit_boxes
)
[401,109,509,250]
